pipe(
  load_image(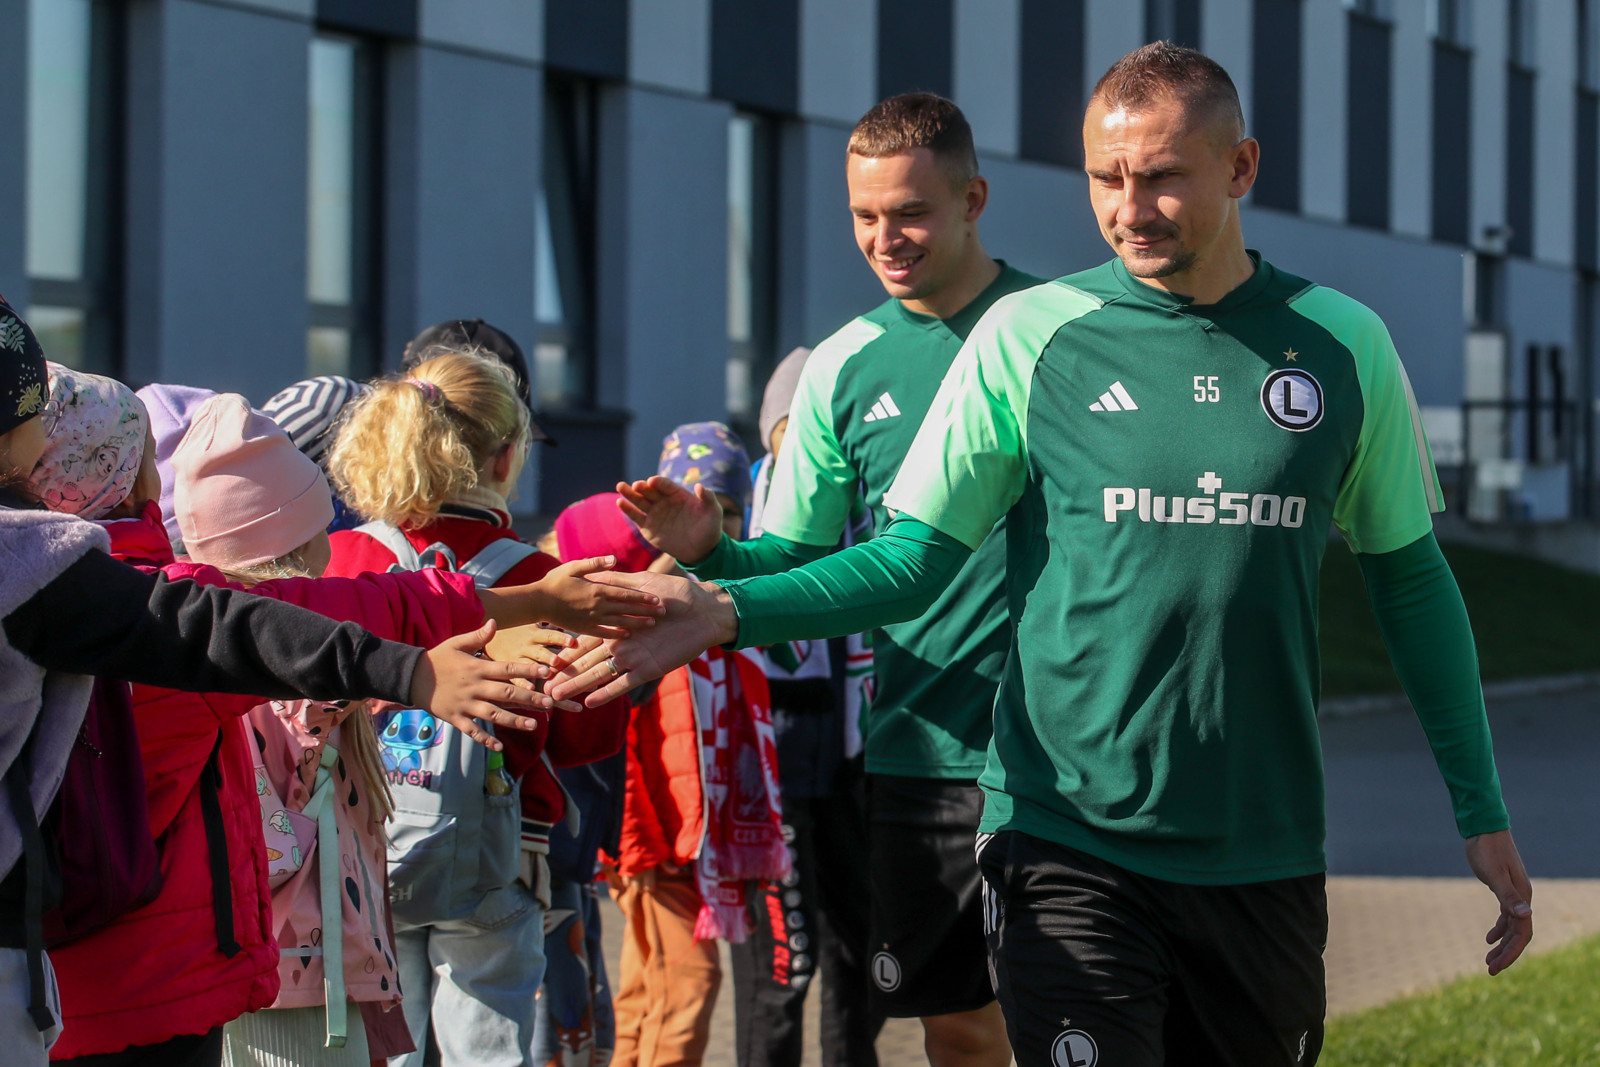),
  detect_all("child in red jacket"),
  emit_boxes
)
[325,347,632,1067]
